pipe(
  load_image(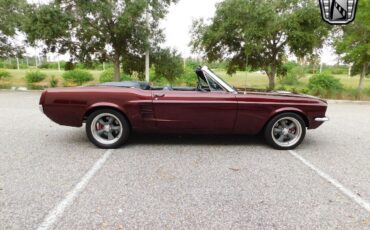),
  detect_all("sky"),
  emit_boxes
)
[161,0,337,64]
[26,0,338,64]
[161,0,221,57]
